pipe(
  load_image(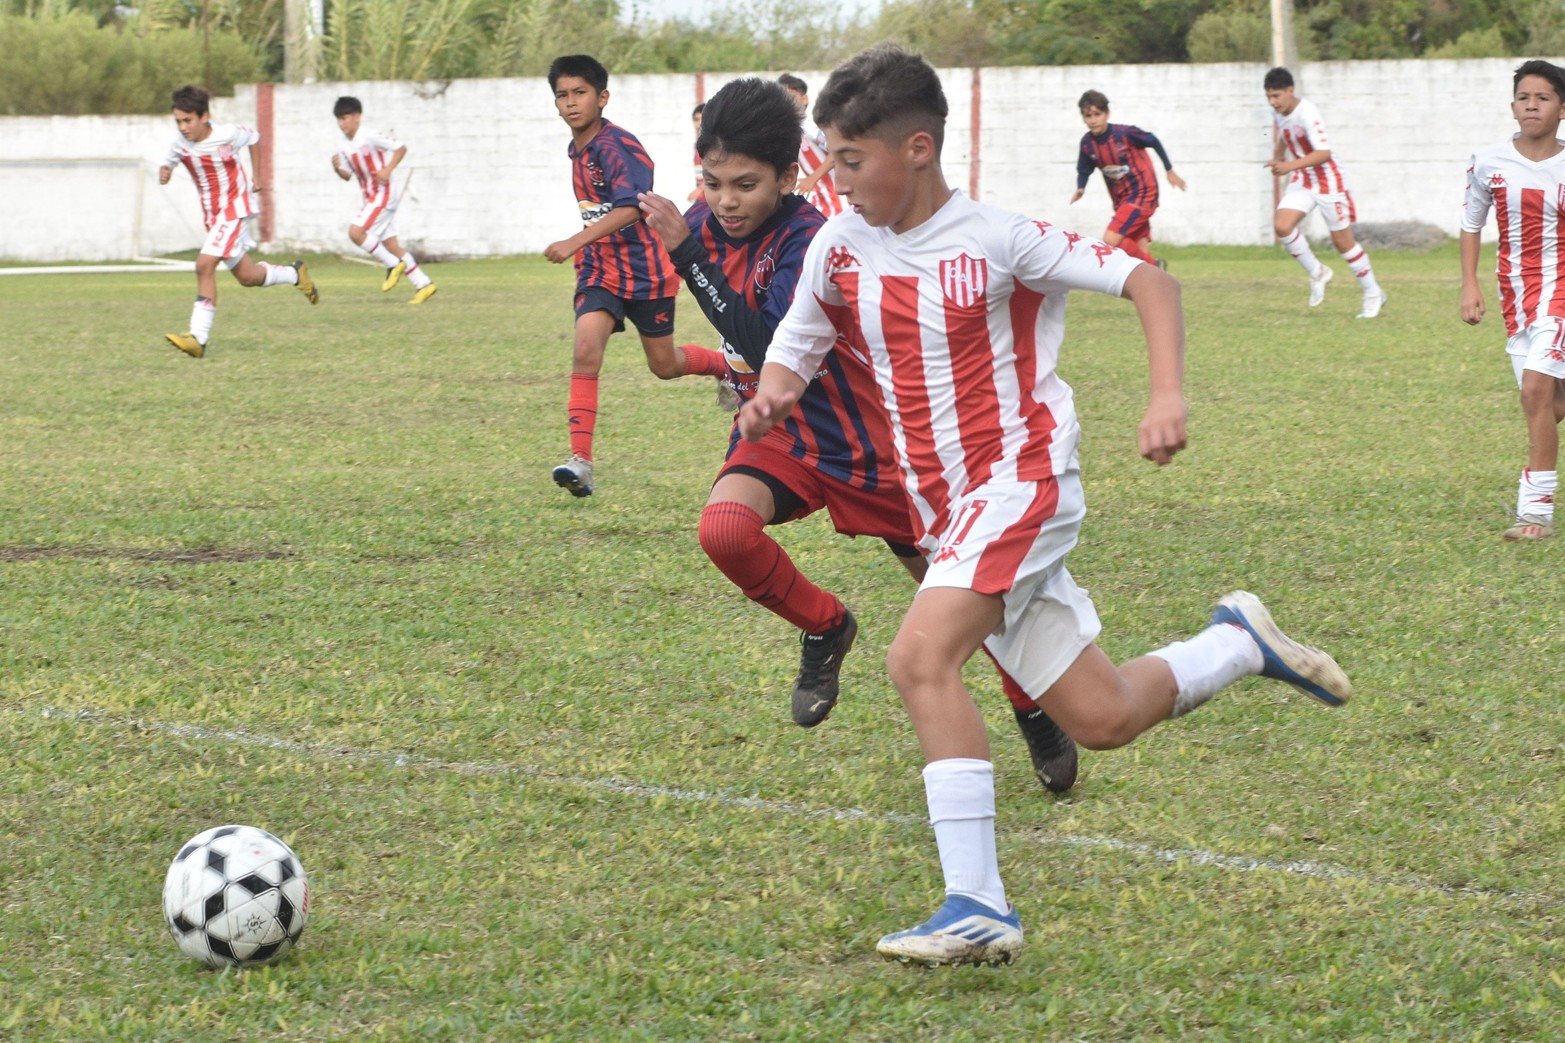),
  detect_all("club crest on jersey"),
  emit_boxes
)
[218,145,235,161]
[825,246,859,272]
[940,254,988,308]
[587,161,606,187]
[755,250,776,290]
